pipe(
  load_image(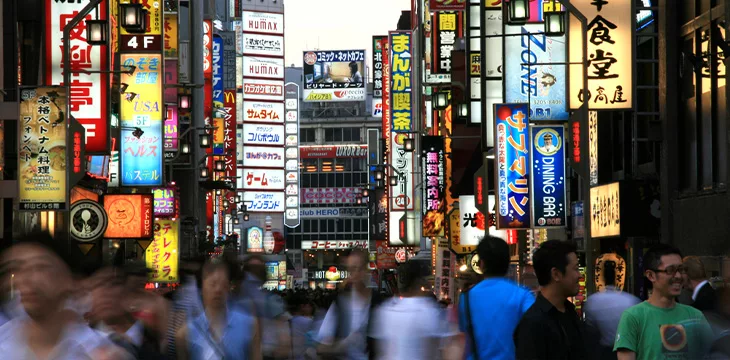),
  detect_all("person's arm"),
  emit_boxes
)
[613,310,639,359]
[514,316,548,360]
[250,316,262,360]
[175,324,188,360]
[616,350,636,360]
